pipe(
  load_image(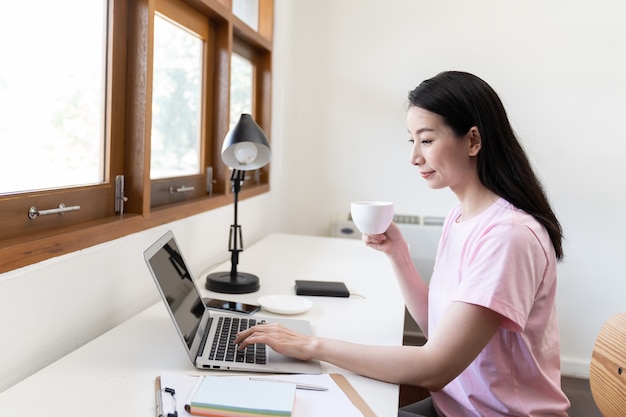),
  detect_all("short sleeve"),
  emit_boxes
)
[453,222,549,332]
